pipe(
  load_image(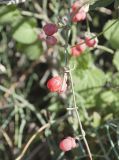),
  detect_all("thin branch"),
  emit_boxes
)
[69,66,92,160]
[96,45,114,54]
[21,10,49,21]
[15,123,50,160]
[0,128,13,148]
